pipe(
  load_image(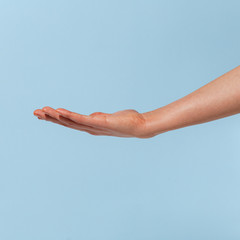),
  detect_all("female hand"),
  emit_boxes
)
[33,106,151,138]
